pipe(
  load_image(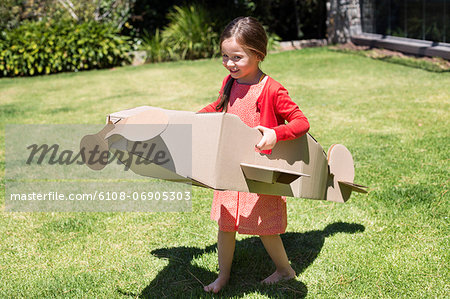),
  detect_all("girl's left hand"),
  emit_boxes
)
[255,125,277,150]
